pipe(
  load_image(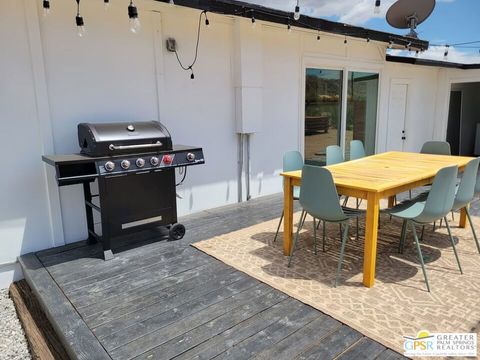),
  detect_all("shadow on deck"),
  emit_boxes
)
[19,194,405,360]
